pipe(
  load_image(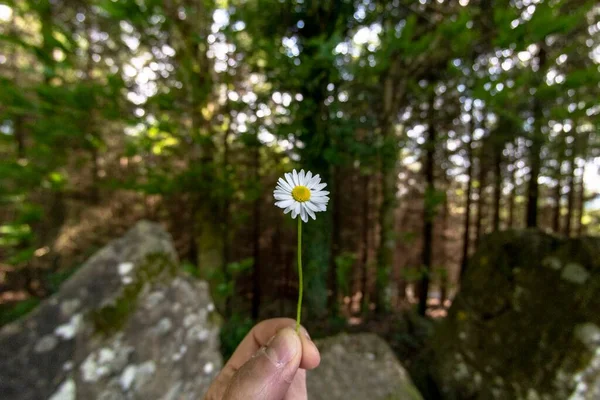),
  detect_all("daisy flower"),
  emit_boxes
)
[273,169,329,332]
[273,169,329,222]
